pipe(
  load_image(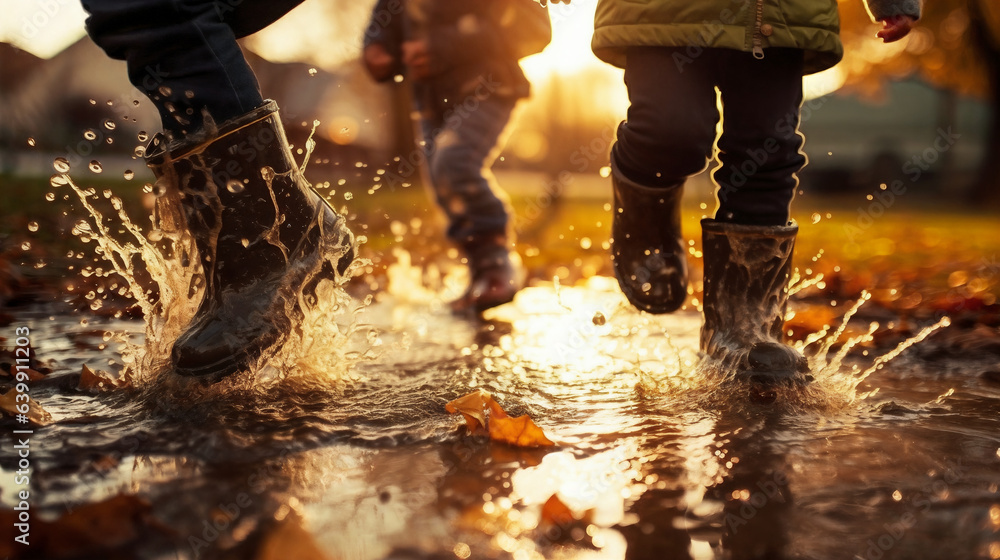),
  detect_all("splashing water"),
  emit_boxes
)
[55,124,366,394]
